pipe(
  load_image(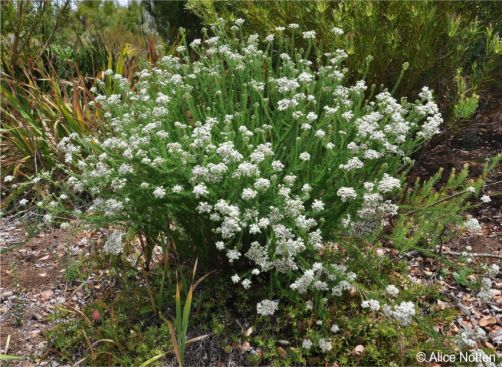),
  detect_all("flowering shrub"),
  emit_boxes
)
[58,21,443,315]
